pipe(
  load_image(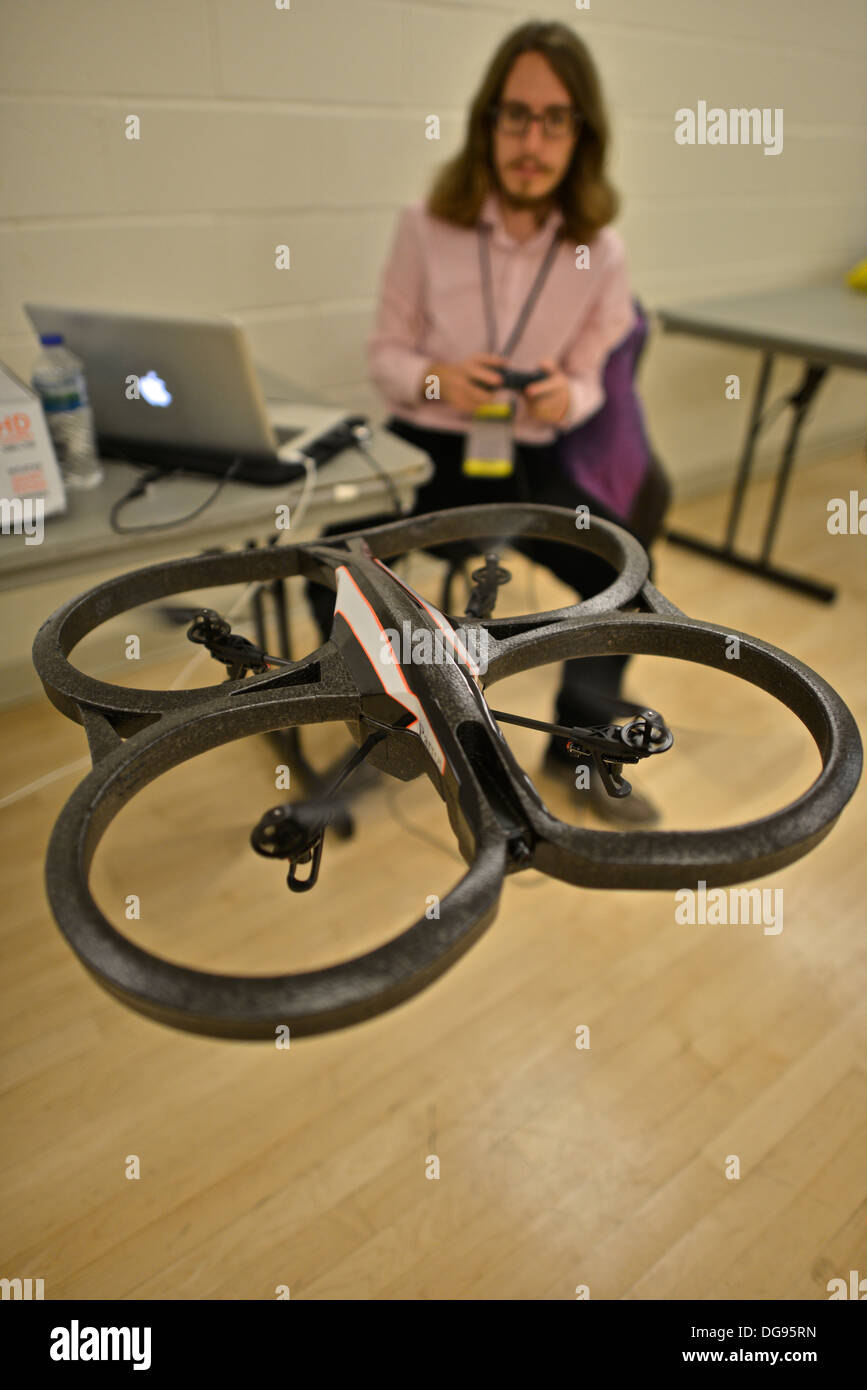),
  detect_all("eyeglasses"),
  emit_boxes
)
[490,101,582,139]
